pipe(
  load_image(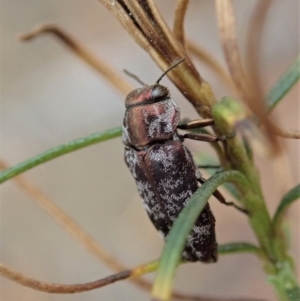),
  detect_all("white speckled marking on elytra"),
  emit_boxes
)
[148,148,175,172]
[187,233,196,246]
[158,177,184,190]
[125,149,140,179]
[160,184,193,202]
[136,180,166,221]
[136,181,154,202]
[122,125,130,145]
[142,99,179,138]
[192,225,202,234]
[158,230,165,238]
